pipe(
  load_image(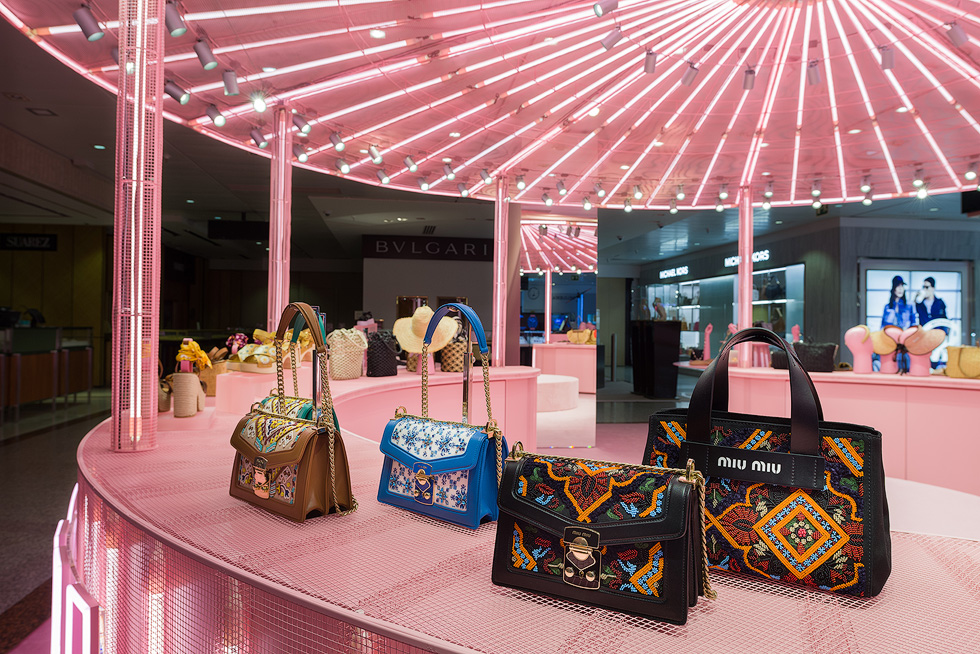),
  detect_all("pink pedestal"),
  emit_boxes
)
[536,374,578,412]
[532,343,597,393]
